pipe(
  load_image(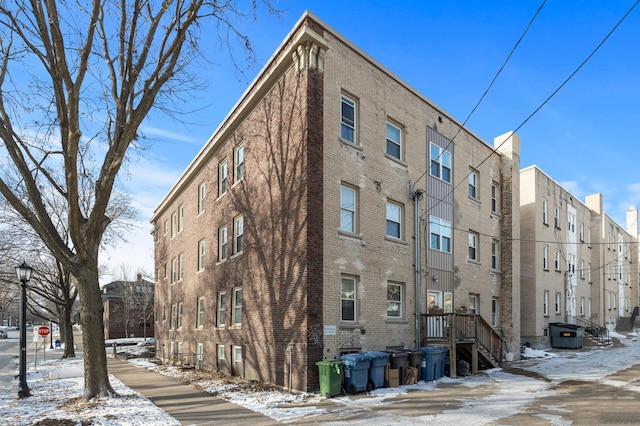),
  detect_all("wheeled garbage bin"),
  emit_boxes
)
[316,360,343,398]
[549,323,585,349]
[340,354,371,394]
[417,347,448,381]
[385,350,409,385]
[362,351,389,389]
